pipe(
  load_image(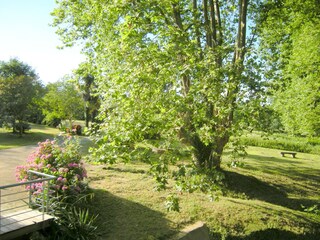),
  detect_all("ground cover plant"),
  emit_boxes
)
[86,146,320,240]
[0,123,60,150]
